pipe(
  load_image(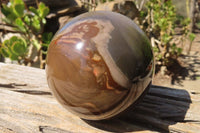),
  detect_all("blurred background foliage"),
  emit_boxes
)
[0,0,199,70]
[0,0,52,68]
